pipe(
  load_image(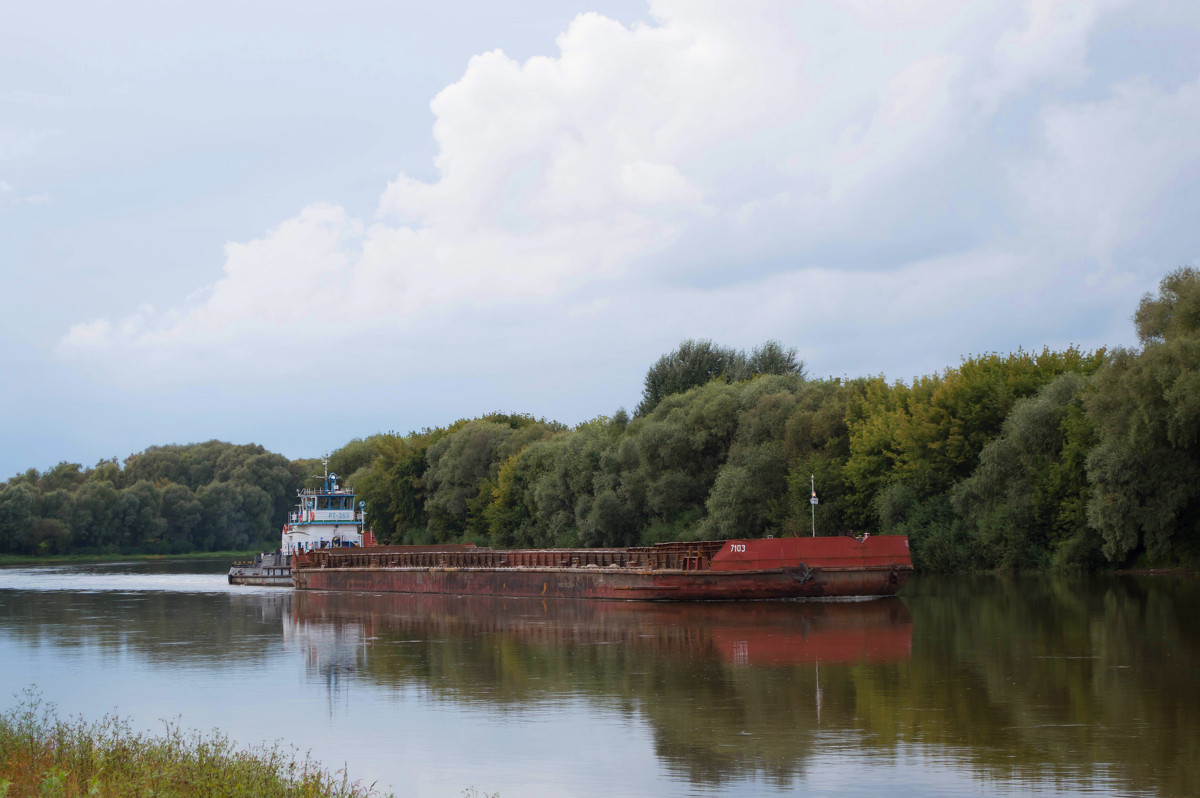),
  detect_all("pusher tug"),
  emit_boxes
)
[228,459,372,586]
